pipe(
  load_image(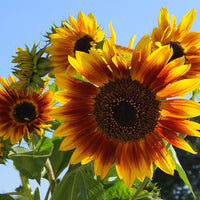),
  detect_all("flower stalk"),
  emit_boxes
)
[20,174,34,200]
[130,177,150,200]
